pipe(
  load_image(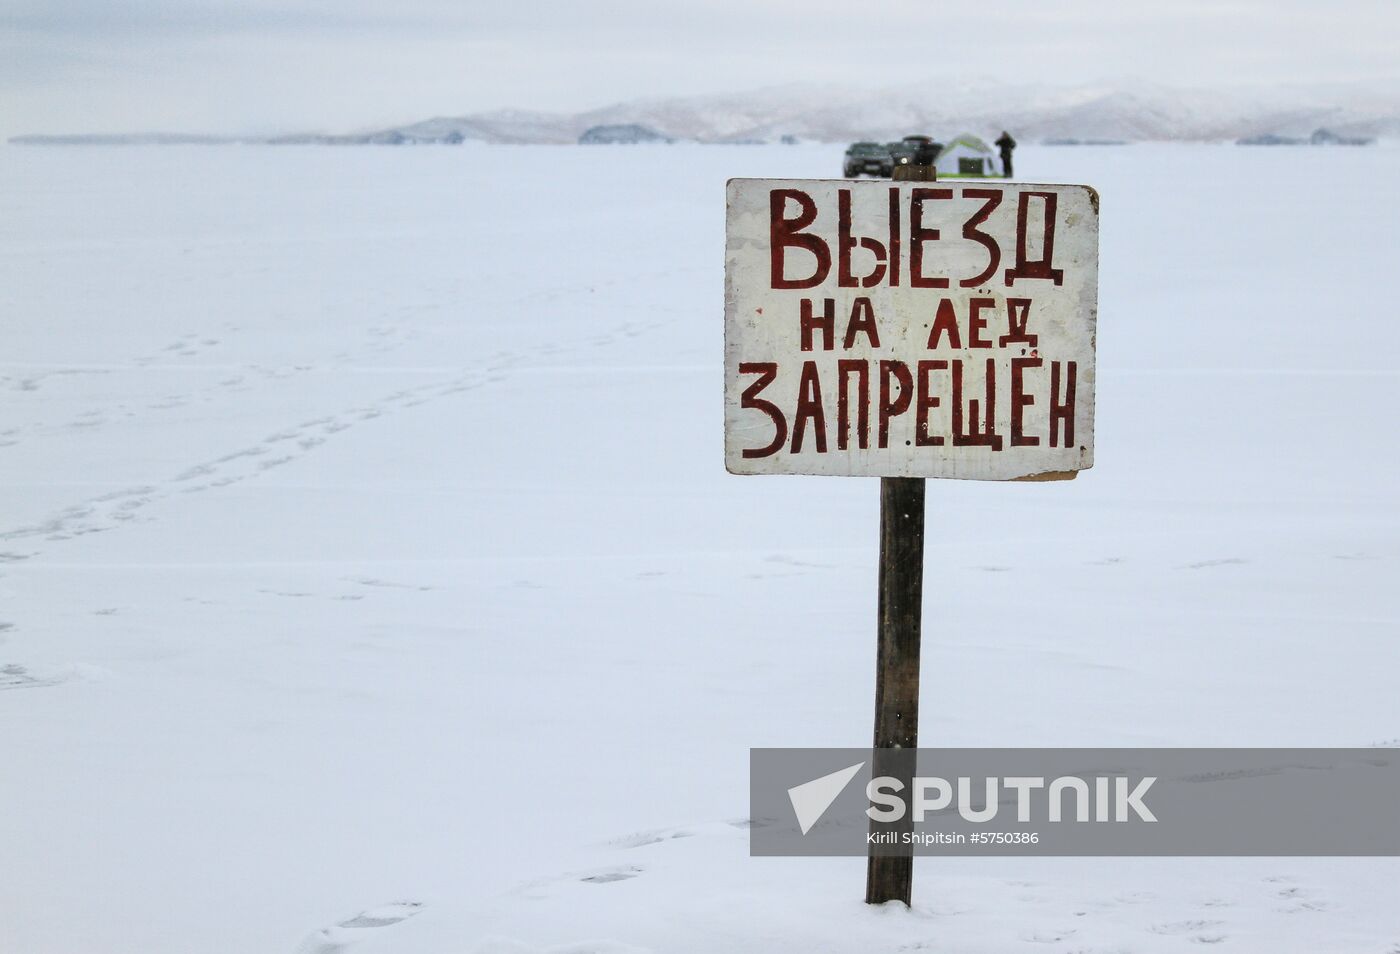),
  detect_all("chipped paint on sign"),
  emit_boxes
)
[724,178,1098,480]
